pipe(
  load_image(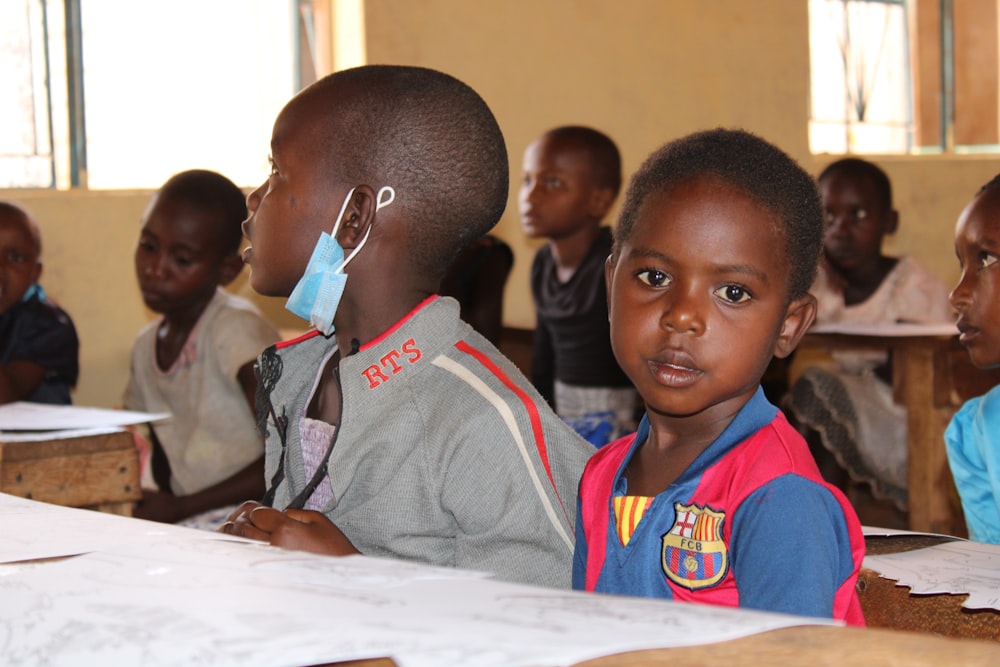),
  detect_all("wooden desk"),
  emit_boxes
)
[339,624,1000,666]
[860,534,1000,640]
[0,429,141,514]
[800,327,1000,535]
